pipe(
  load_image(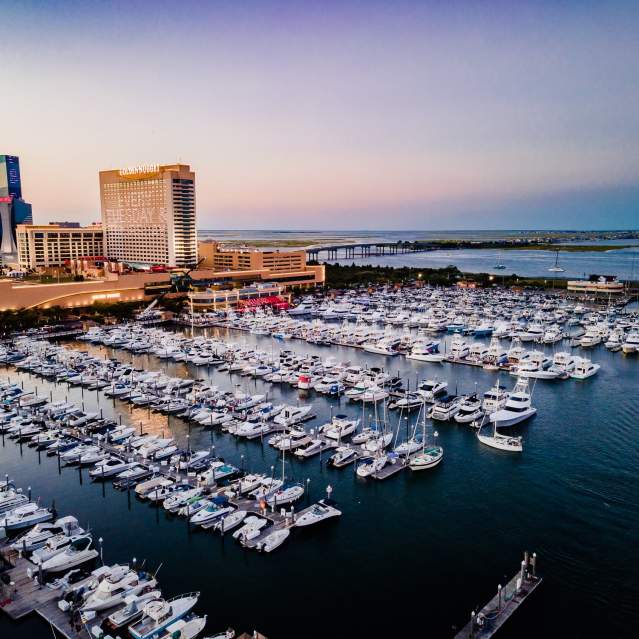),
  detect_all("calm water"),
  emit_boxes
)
[1,330,638,638]
[328,244,639,280]
[198,229,639,280]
